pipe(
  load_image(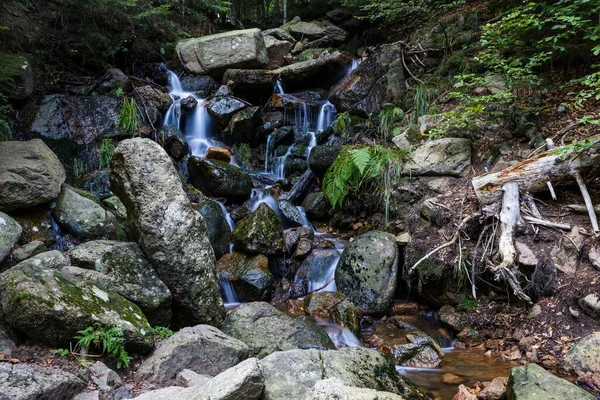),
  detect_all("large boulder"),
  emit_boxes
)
[402,138,472,177]
[264,36,294,69]
[221,302,336,358]
[181,75,220,98]
[110,138,225,327]
[207,97,248,128]
[136,325,250,383]
[562,332,600,377]
[31,95,127,145]
[177,29,269,77]
[335,231,399,314]
[224,69,277,91]
[329,43,407,114]
[65,240,172,326]
[50,185,119,241]
[309,145,343,177]
[506,363,595,400]
[223,106,263,146]
[0,139,66,212]
[216,252,273,301]
[231,203,284,255]
[258,347,428,400]
[302,192,331,221]
[0,263,154,352]
[0,363,86,400]
[196,201,232,260]
[0,212,21,263]
[188,157,253,202]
